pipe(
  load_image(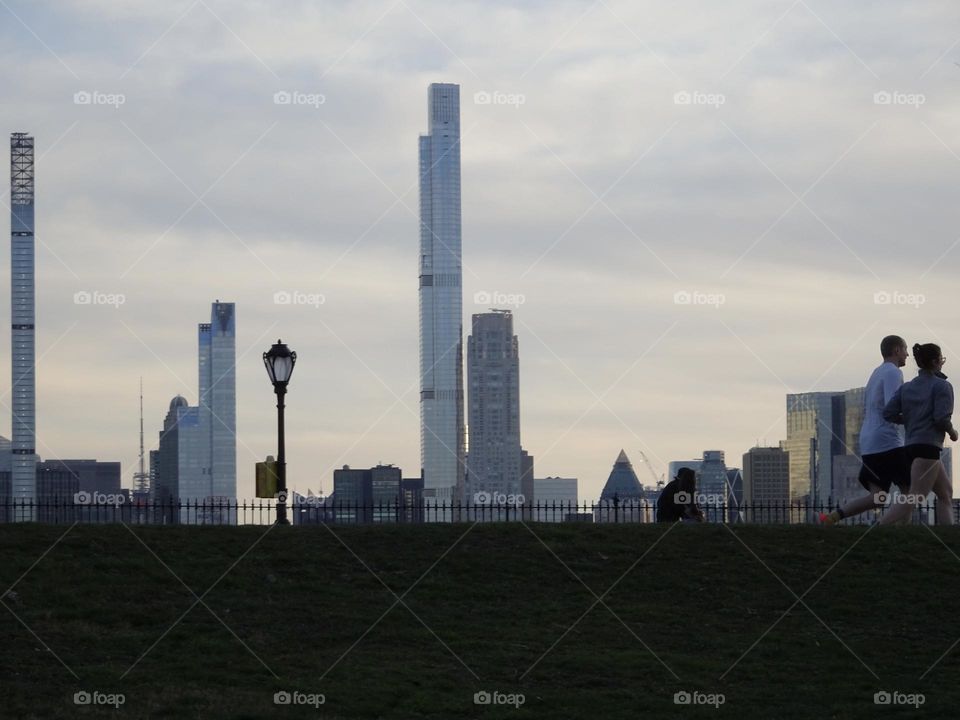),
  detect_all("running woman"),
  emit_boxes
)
[821,335,909,525]
[879,342,957,526]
